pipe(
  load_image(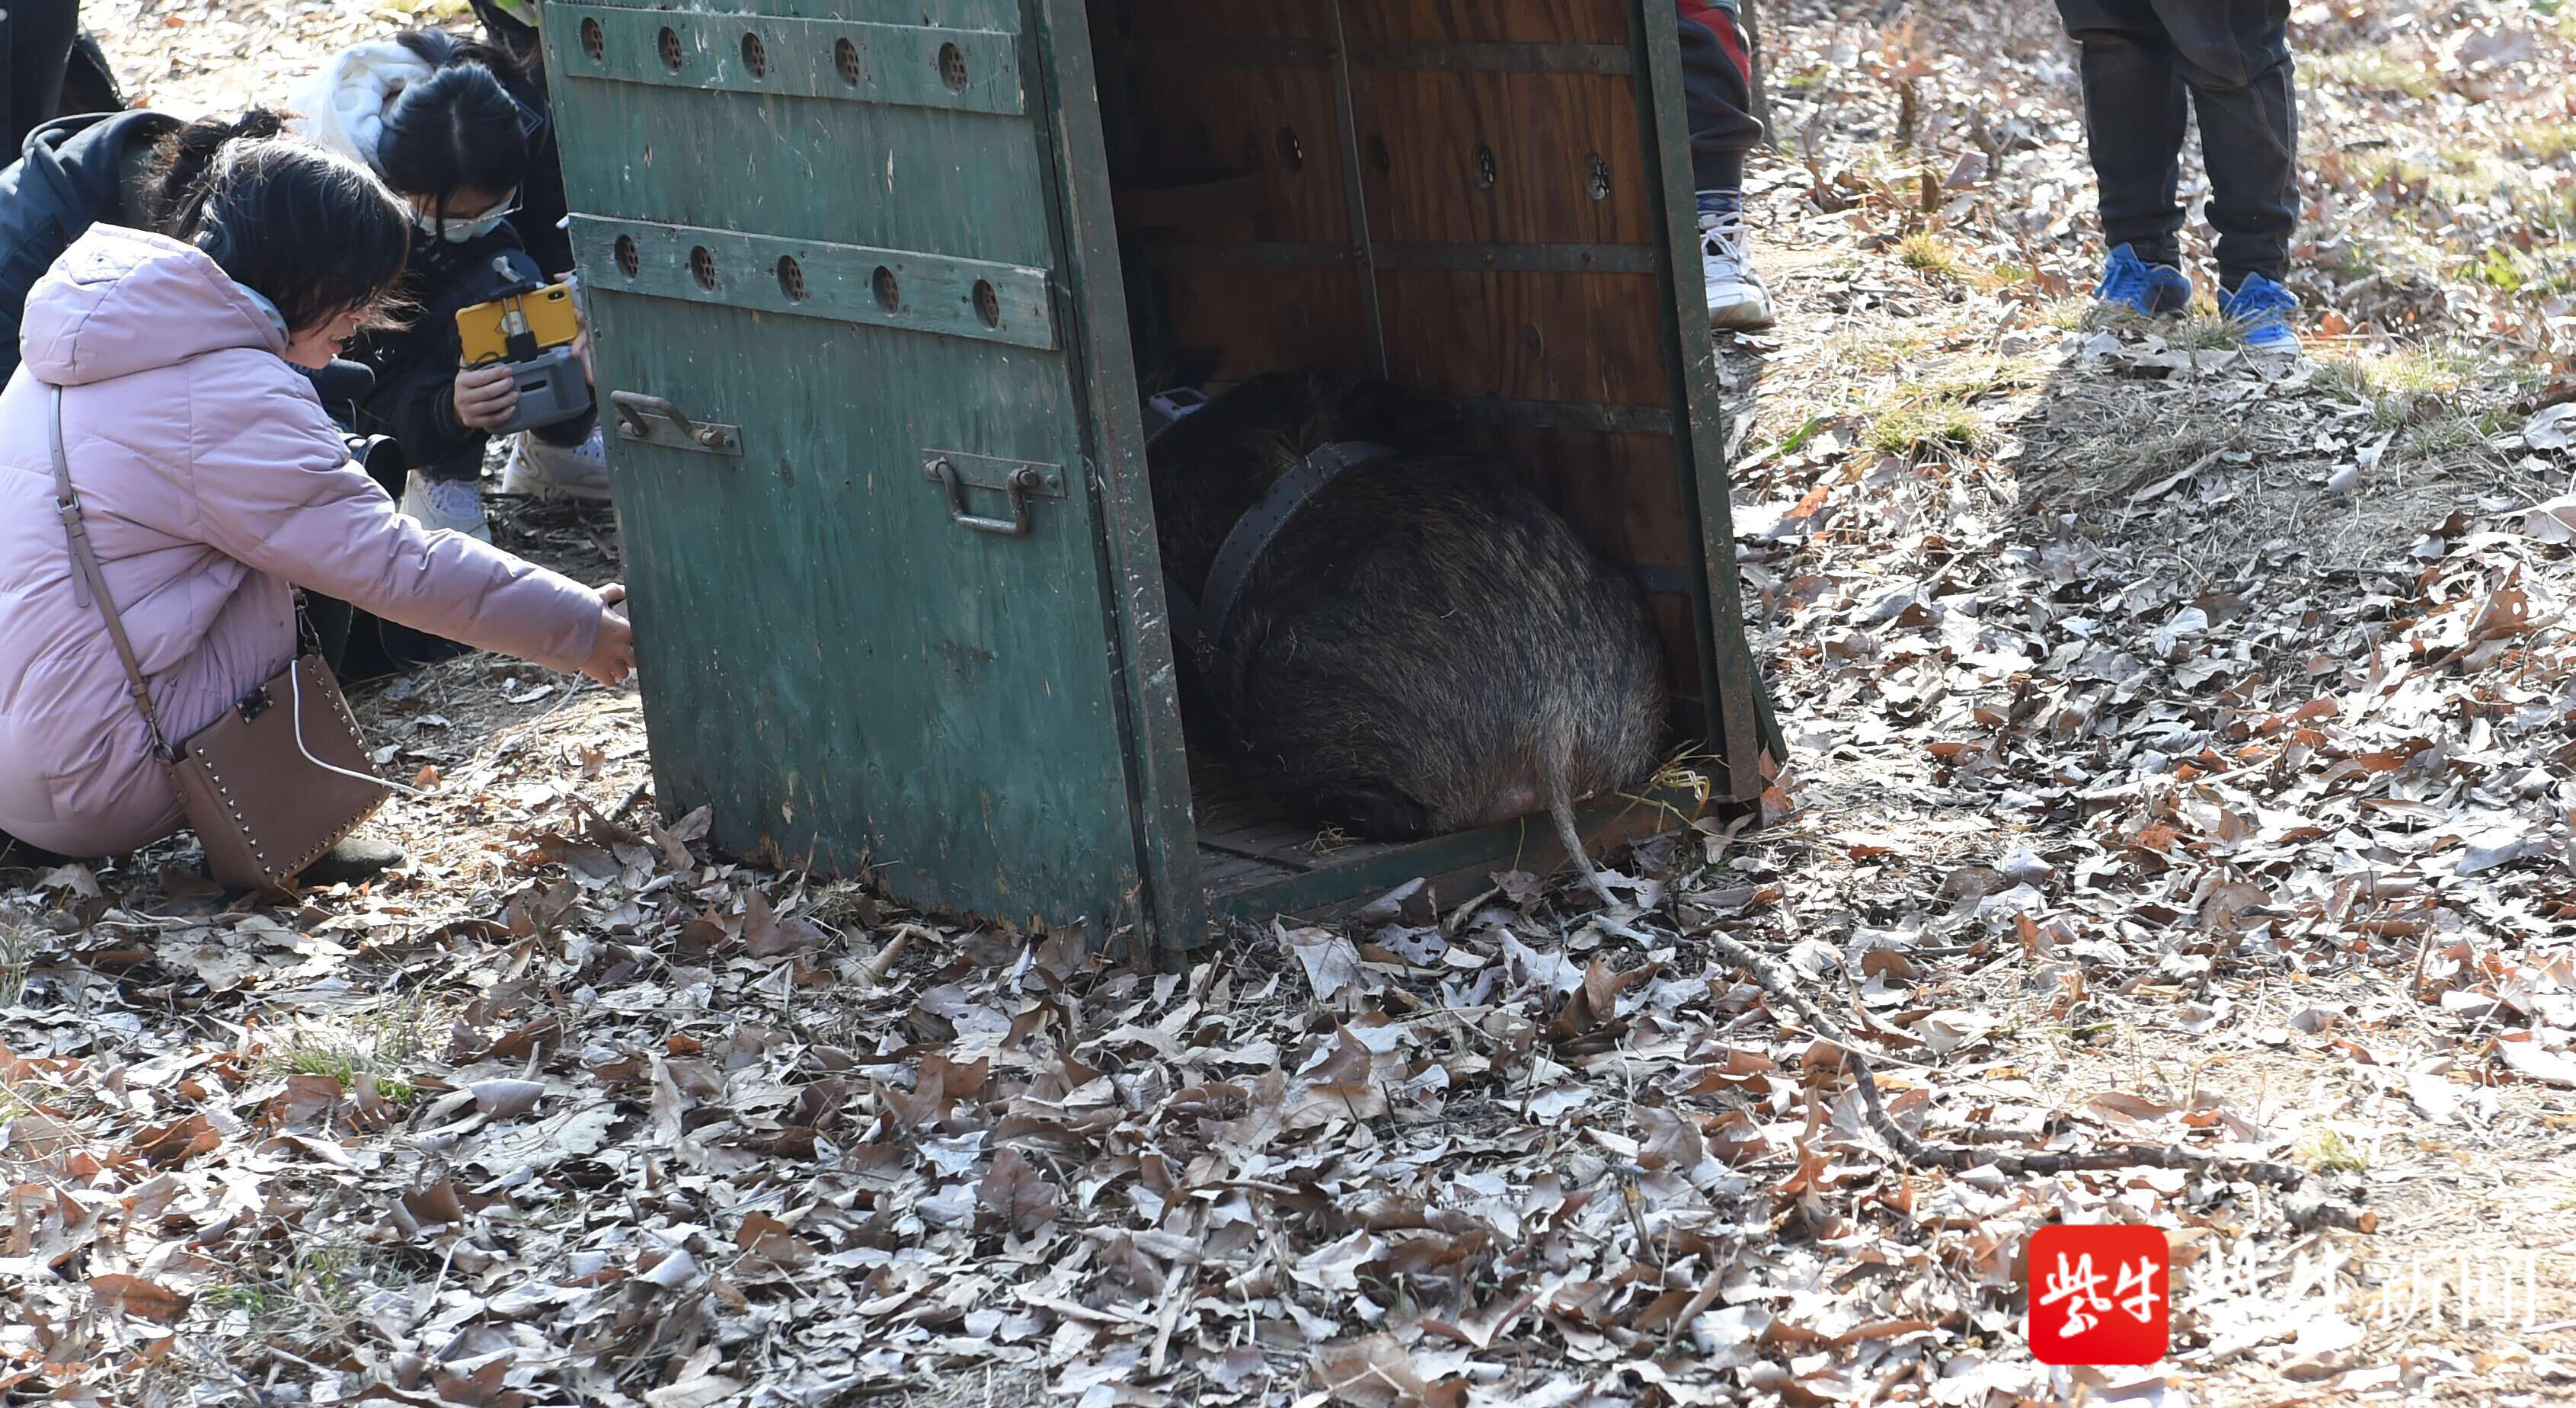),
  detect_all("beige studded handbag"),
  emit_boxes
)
[49,386,391,889]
